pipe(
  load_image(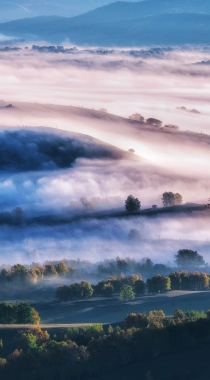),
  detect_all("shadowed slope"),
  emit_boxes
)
[0,128,127,172]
